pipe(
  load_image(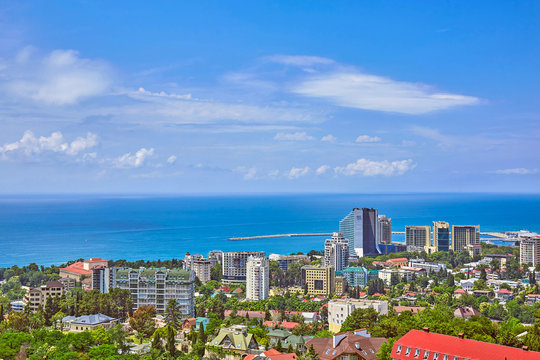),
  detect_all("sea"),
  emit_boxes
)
[0,193,539,268]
